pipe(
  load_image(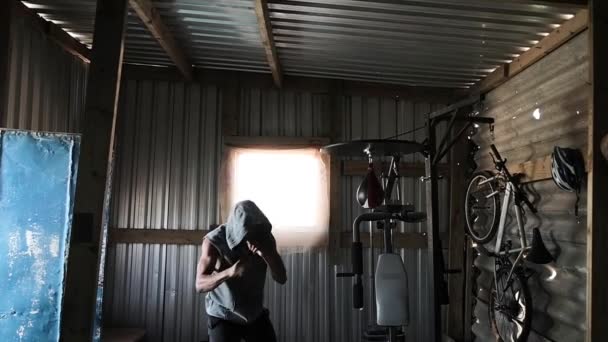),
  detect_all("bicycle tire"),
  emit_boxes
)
[489,267,532,342]
[465,171,500,244]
